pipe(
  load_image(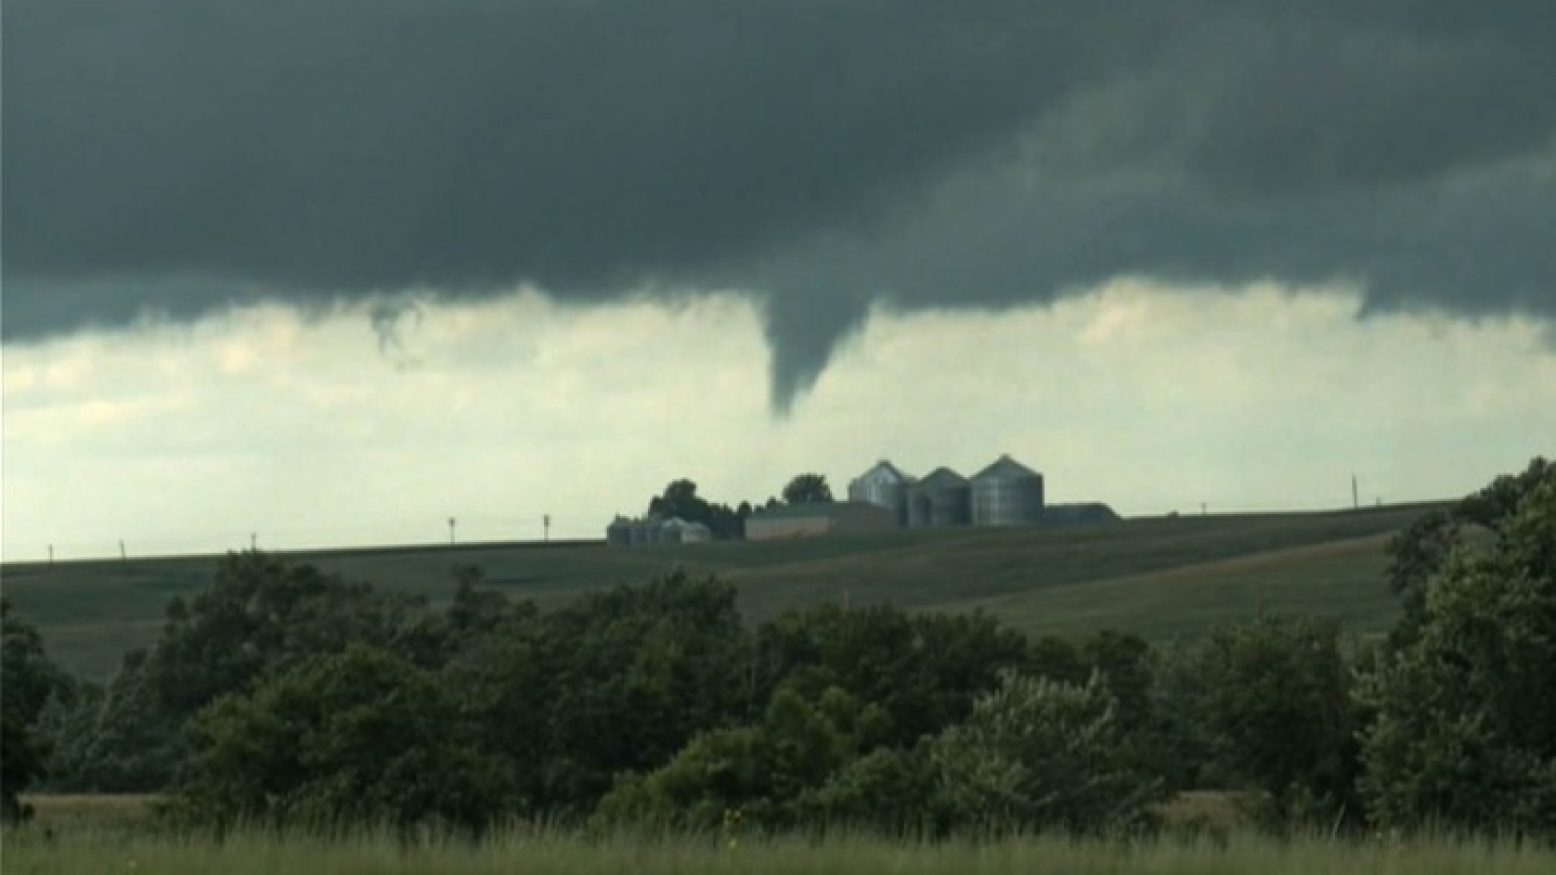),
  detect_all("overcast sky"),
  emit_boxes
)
[3,2,1553,560]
